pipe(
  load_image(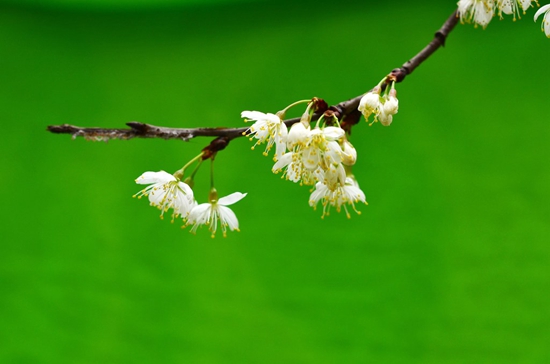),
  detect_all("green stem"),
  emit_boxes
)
[210,158,215,189]
[277,99,312,118]
[174,152,204,179]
